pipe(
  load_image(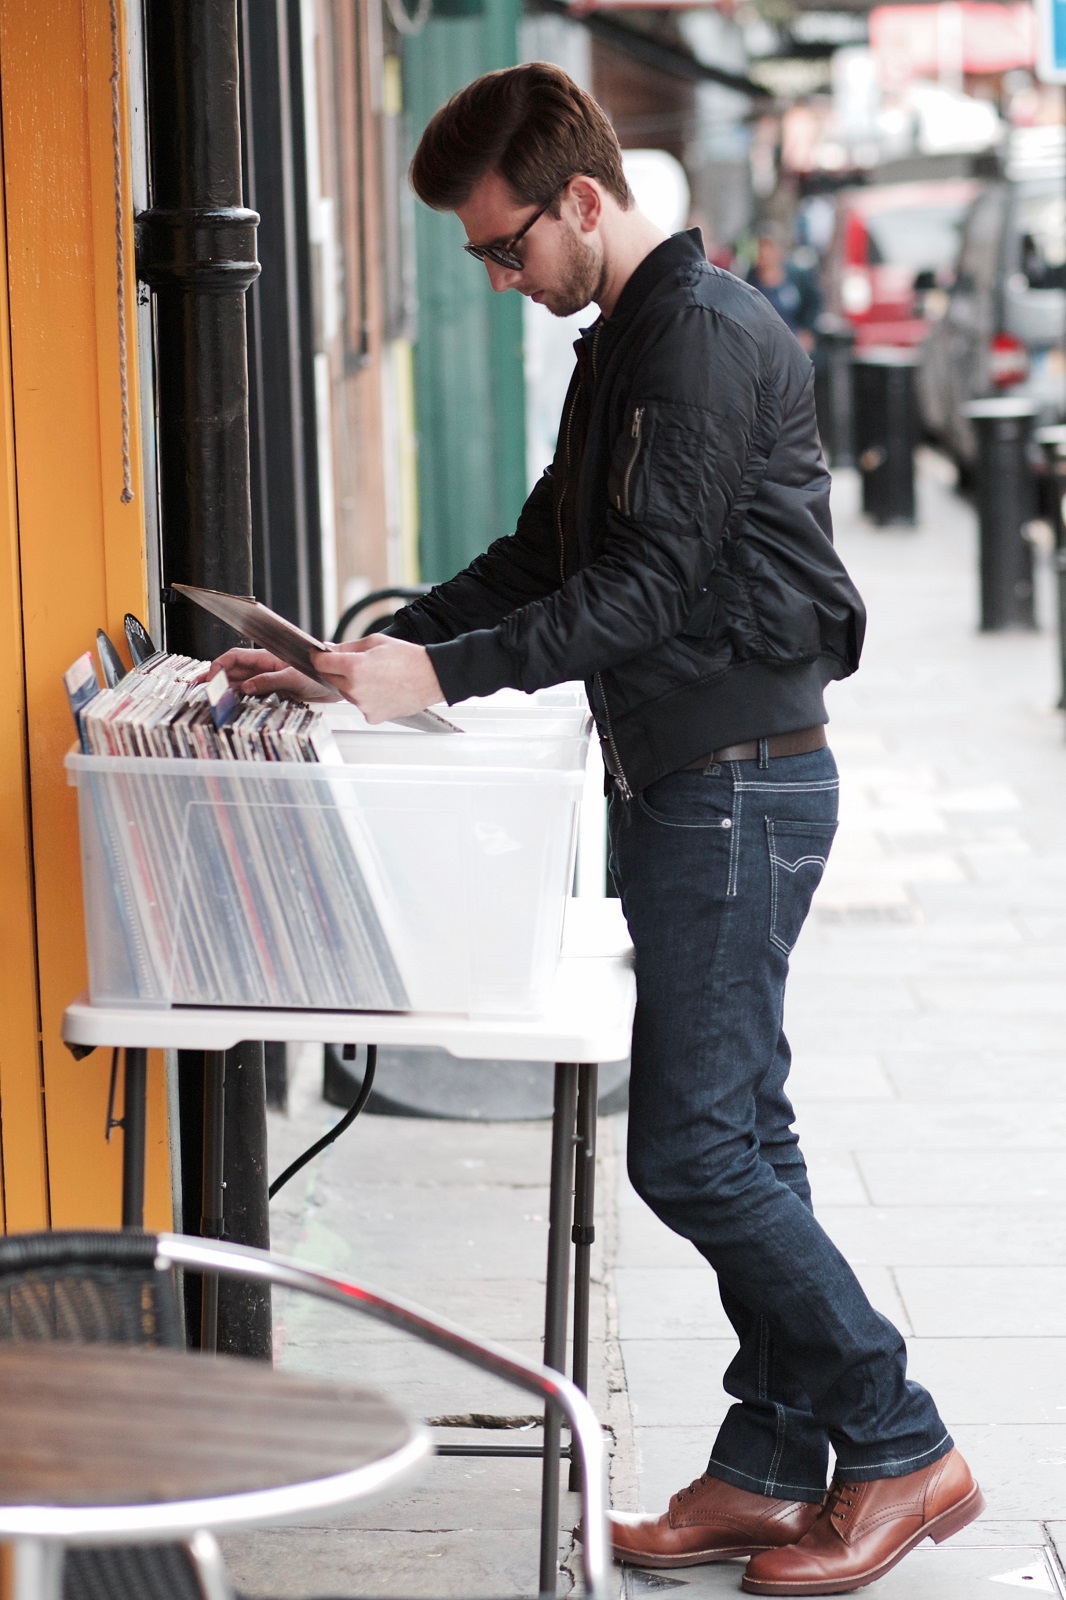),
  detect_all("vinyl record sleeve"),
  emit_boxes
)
[172,583,459,733]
